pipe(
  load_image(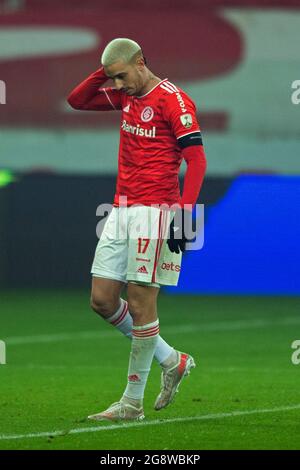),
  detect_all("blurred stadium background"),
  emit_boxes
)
[1,0,300,450]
